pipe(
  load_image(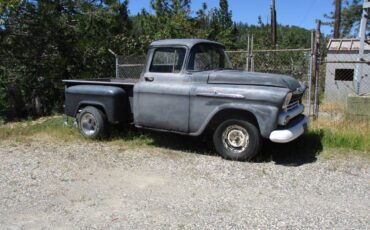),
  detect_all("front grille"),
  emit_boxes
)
[287,101,299,110]
[287,93,303,110]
